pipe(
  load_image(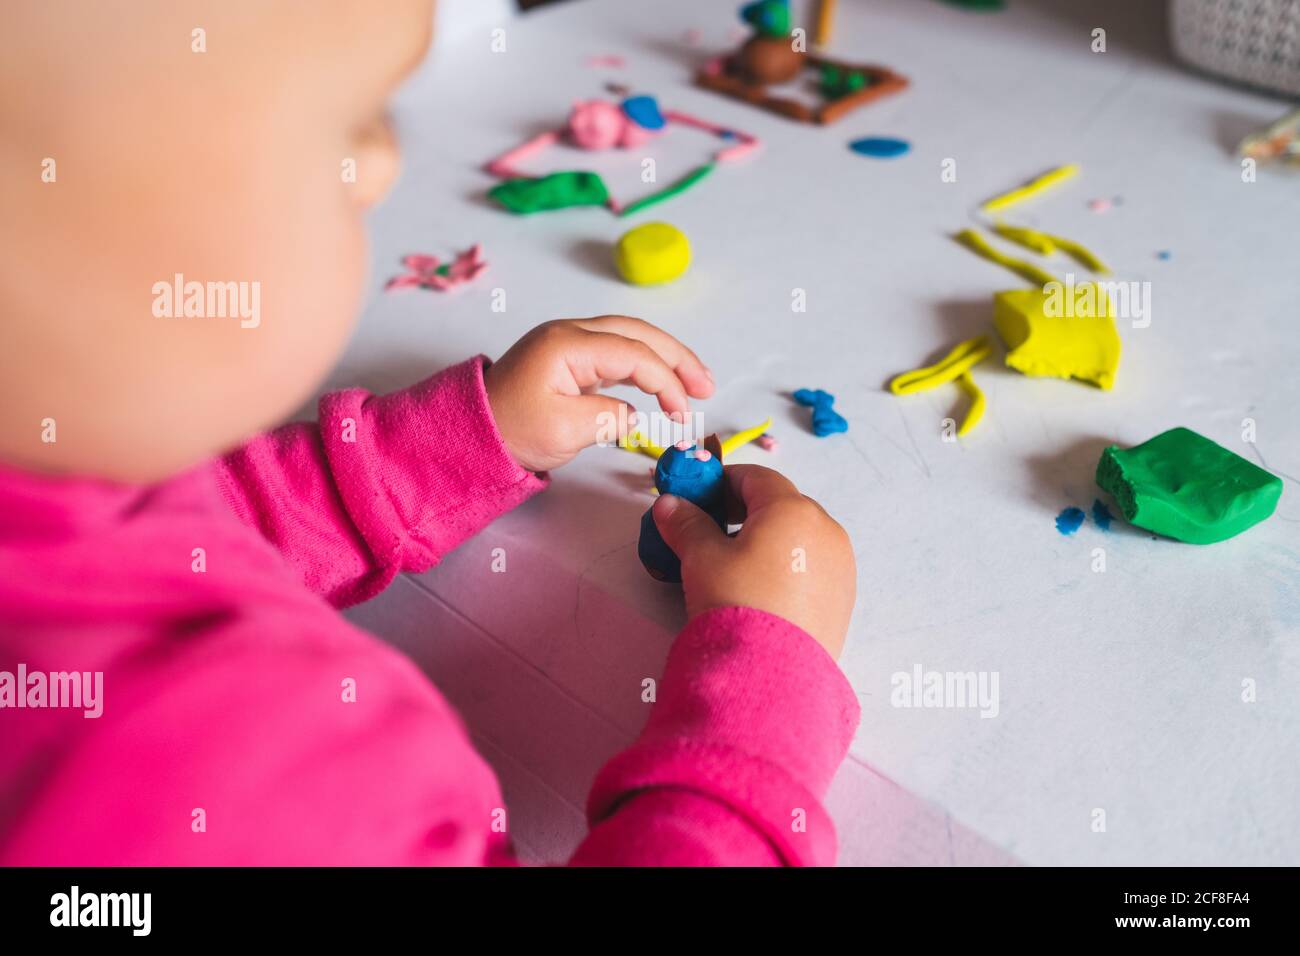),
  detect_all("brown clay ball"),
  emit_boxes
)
[730,35,804,85]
